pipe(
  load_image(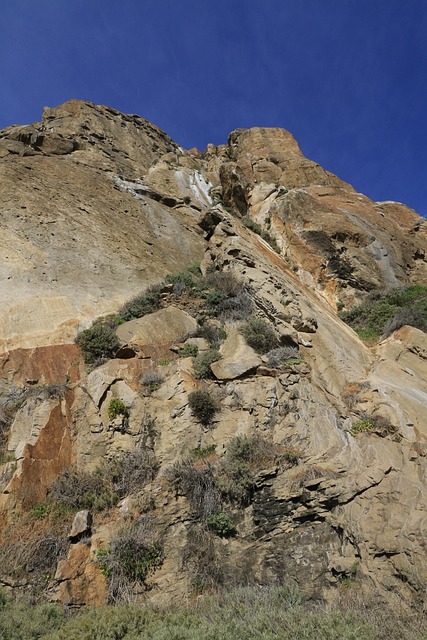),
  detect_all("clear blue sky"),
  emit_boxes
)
[1,0,426,216]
